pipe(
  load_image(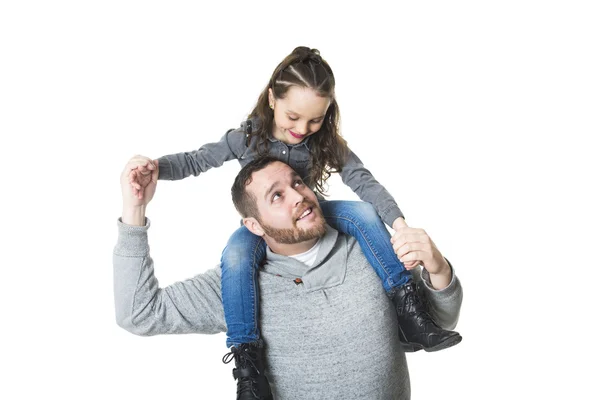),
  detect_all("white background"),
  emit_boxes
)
[1,1,598,399]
